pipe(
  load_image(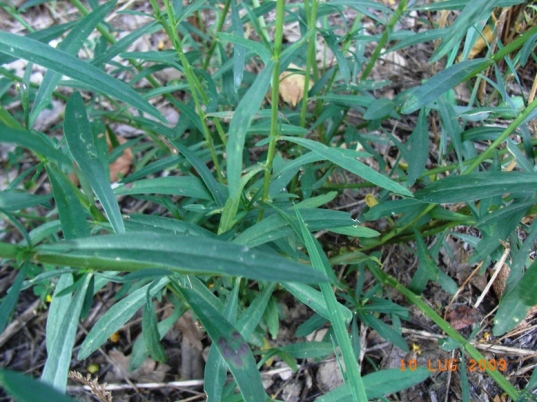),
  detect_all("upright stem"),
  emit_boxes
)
[299,0,318,128]
[369,264,520,401]
[259,0,285,217]
[361,0,407,81]
[202,0,231,70]
[464,96,537,174]
[157,0,224,182]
